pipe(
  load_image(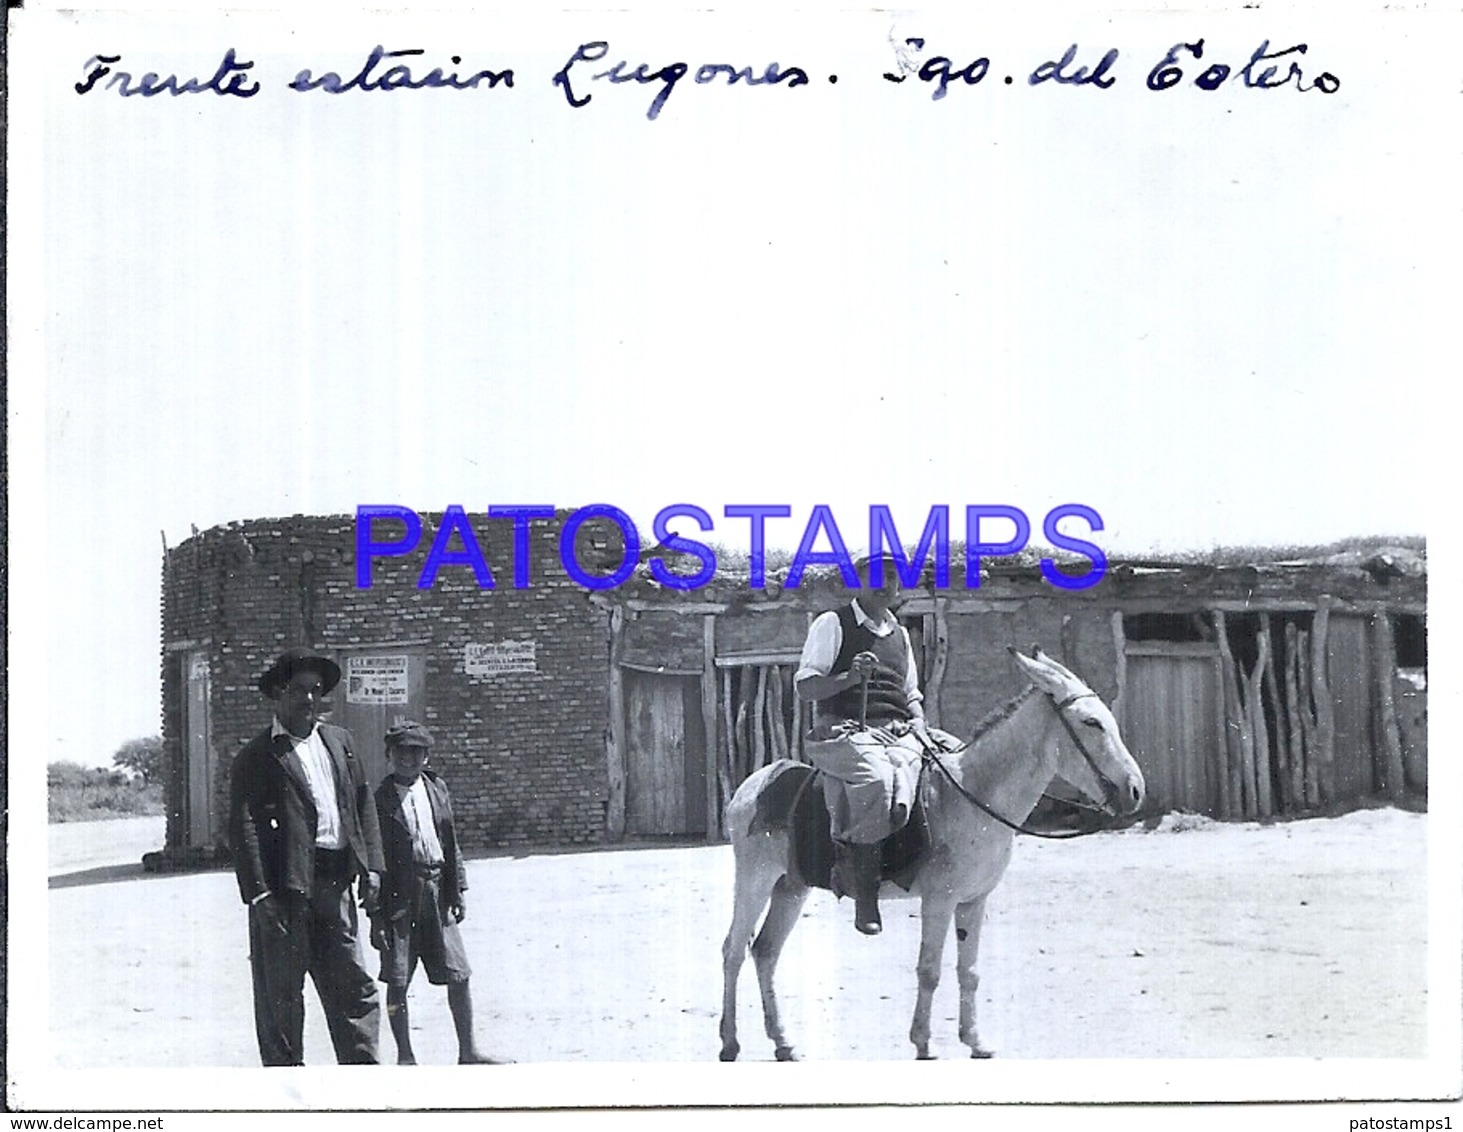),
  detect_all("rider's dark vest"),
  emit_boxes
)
[824,603,913,725]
